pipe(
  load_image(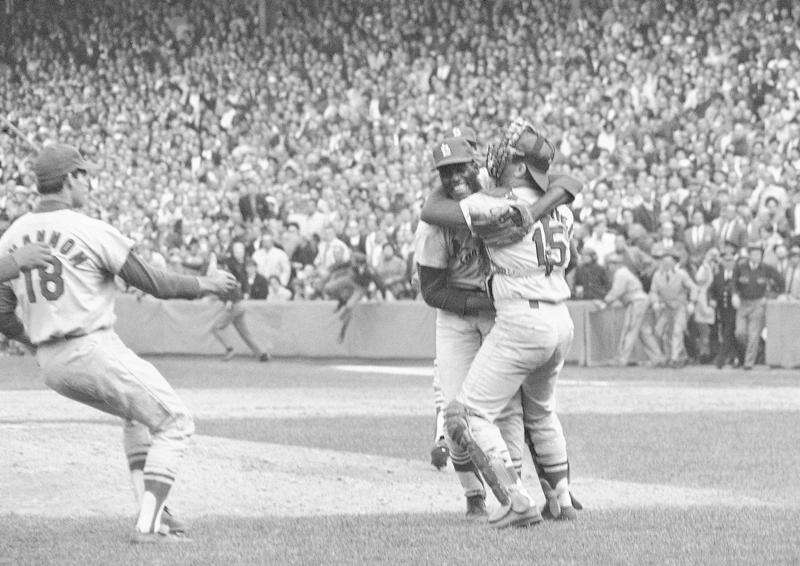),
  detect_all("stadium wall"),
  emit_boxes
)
[112,296,796,367]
